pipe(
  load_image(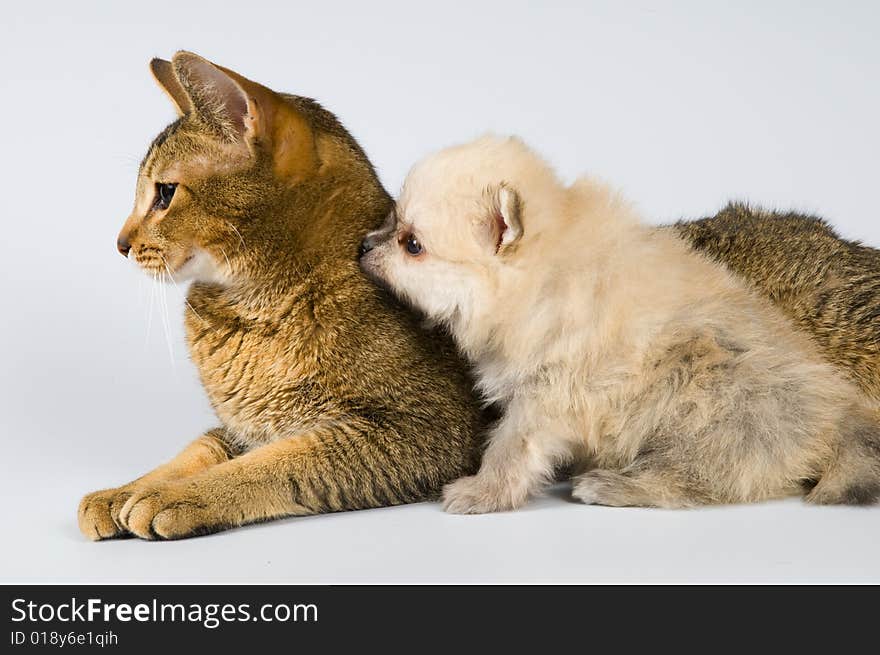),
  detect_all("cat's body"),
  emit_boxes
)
[181,175,477,476]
